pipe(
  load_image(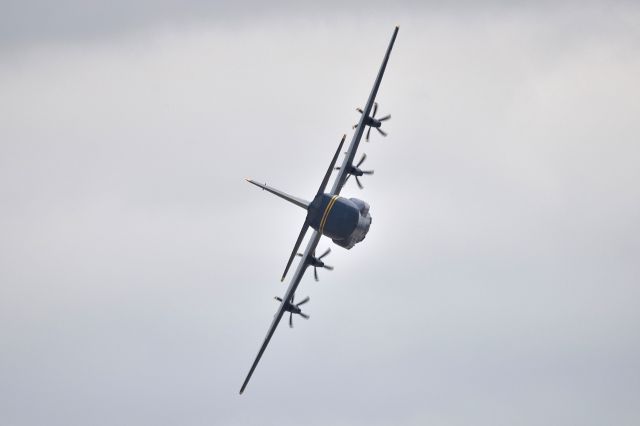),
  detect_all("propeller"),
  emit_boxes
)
[353,102,391,142]
[297,247,334,281]
[274,294,310,328]
[336,153,374,189]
